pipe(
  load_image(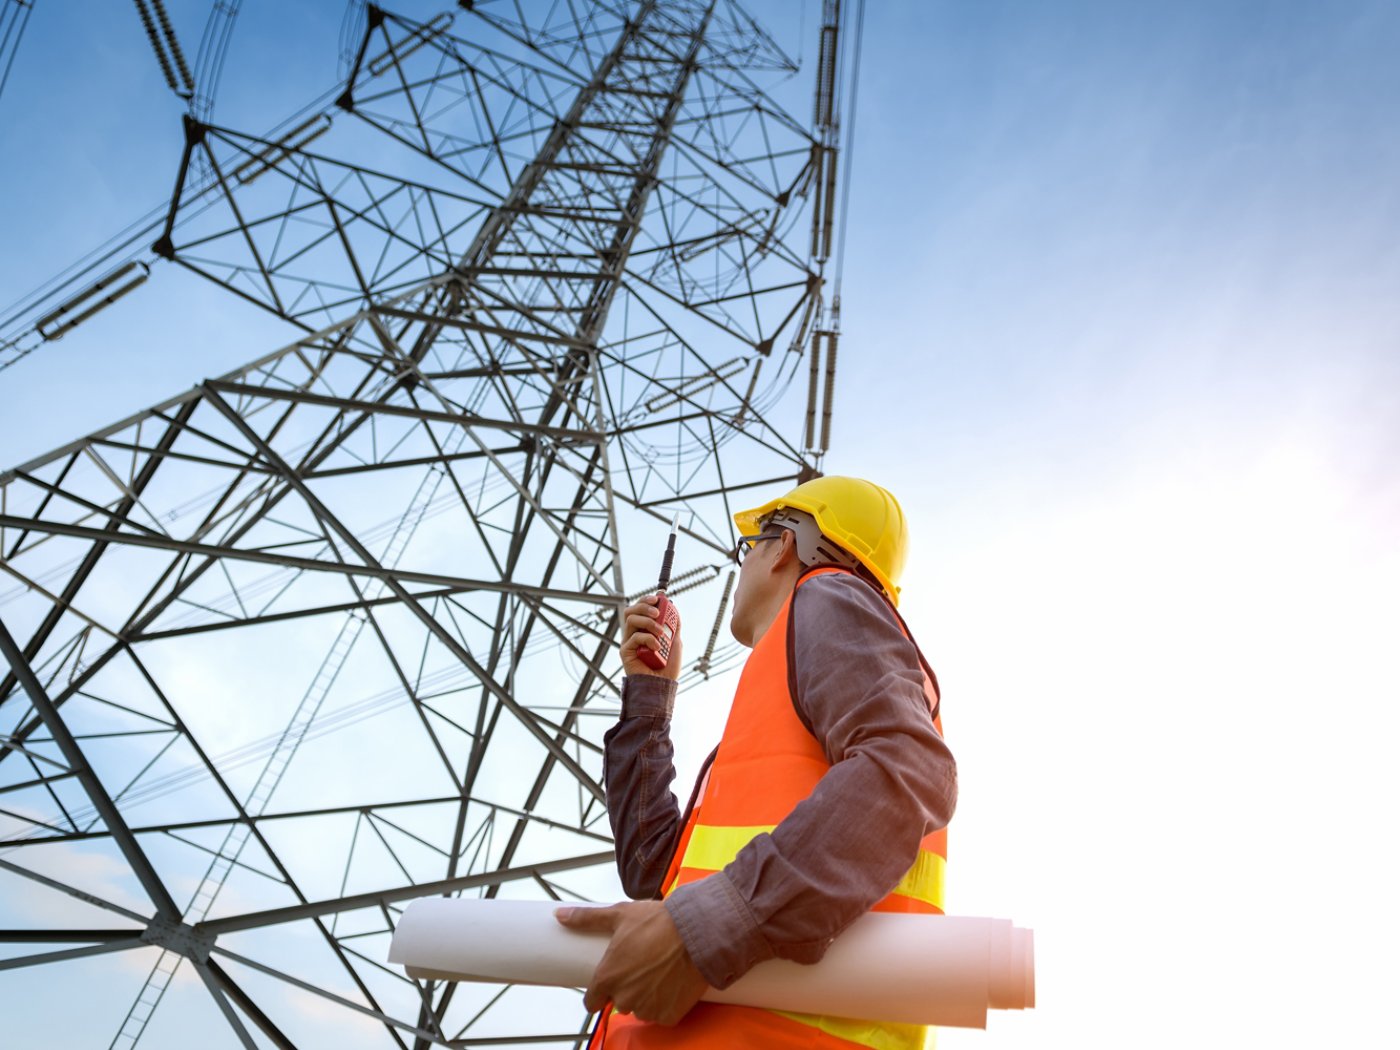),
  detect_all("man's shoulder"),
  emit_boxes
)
[793,570,898,630]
